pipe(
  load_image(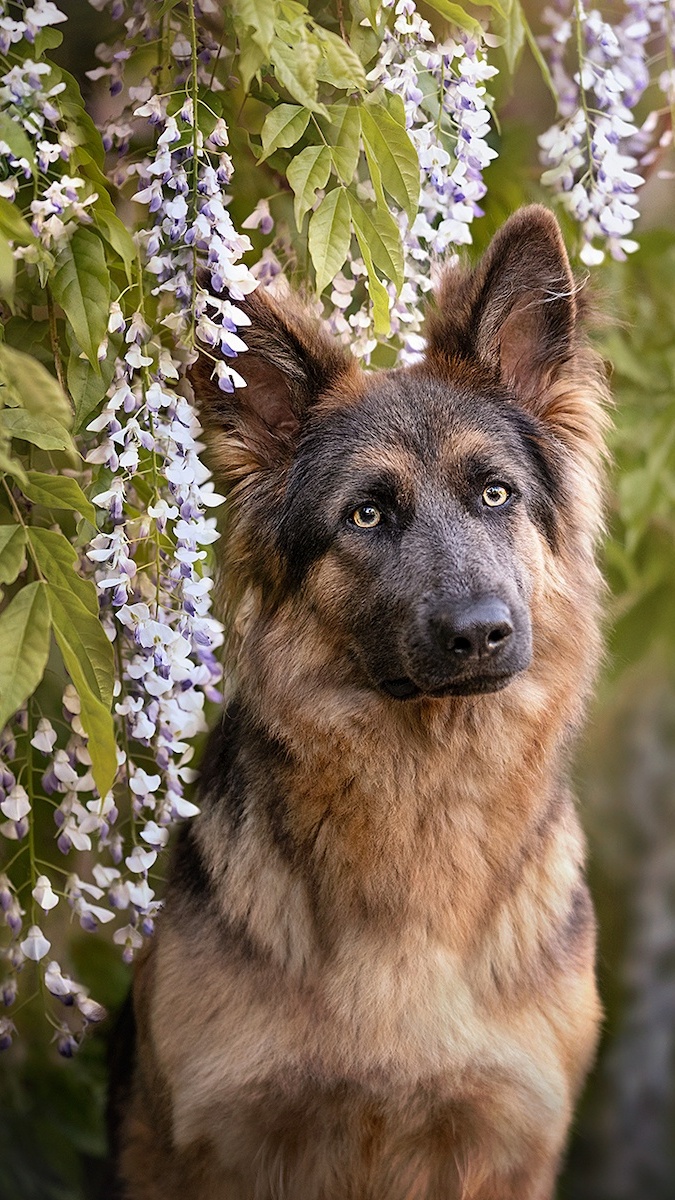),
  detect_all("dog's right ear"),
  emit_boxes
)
[191,289,353,484]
